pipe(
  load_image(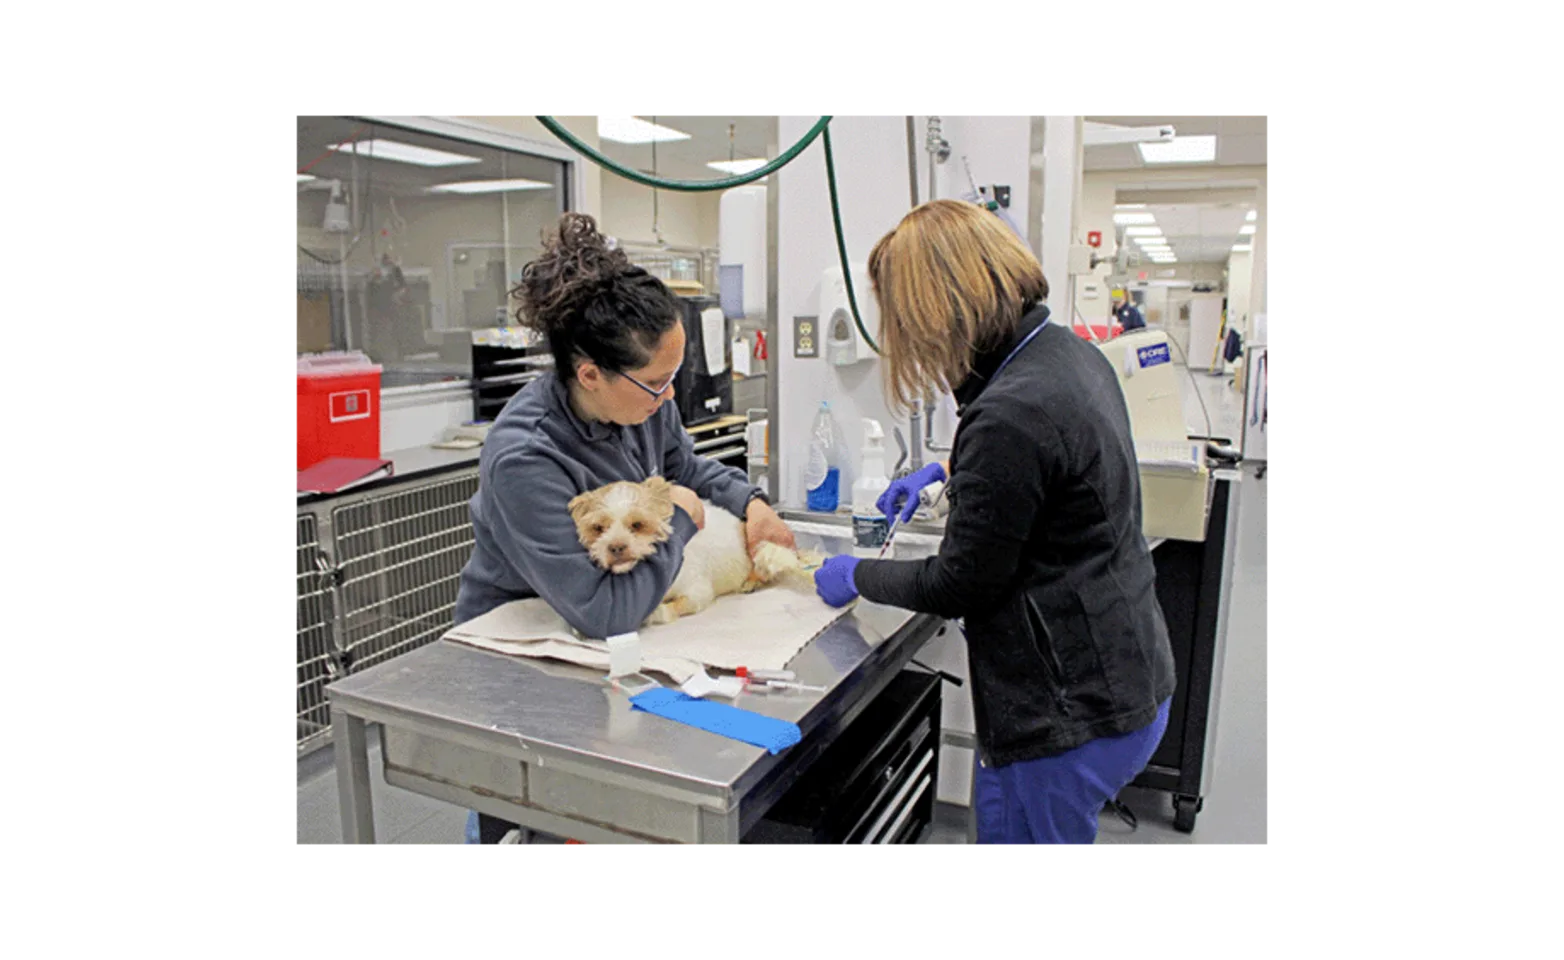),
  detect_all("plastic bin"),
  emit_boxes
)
[298,351,382,470]
[1072,322,1124,341]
